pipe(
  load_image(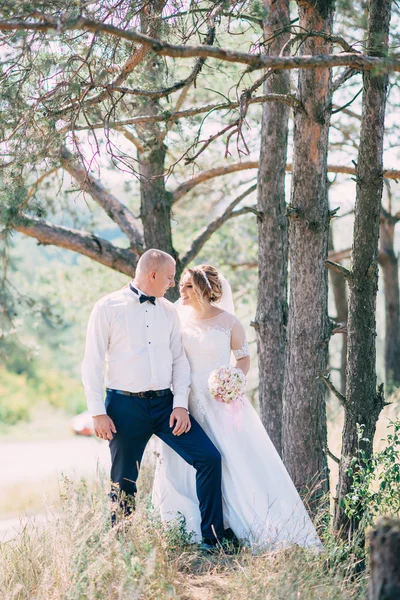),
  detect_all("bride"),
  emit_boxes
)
[152,264,322,550]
